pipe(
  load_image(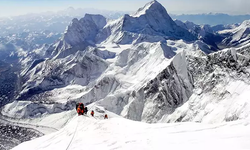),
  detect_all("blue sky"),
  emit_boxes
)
[0,0,249,17]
